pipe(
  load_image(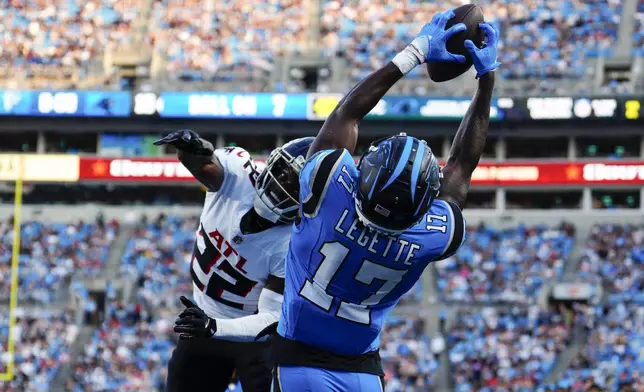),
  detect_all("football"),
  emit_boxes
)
[426,4,485,82]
